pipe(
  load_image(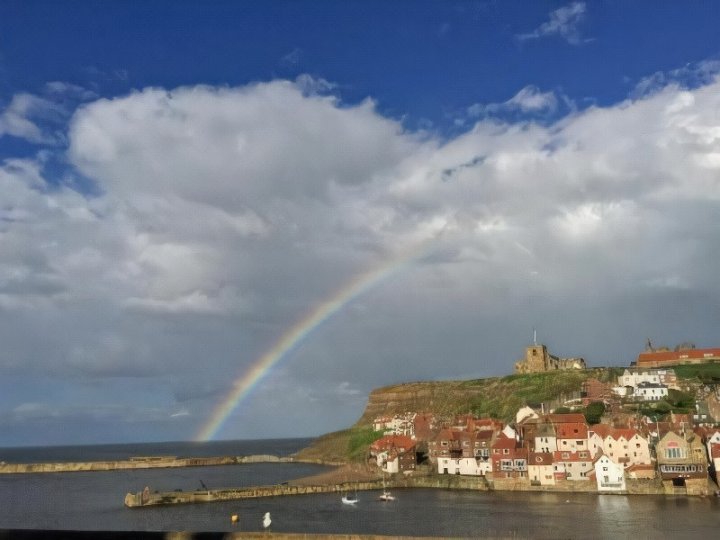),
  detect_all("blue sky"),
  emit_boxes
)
[1,1,720,446]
